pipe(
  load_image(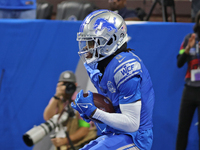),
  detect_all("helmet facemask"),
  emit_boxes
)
[78,36,103,65]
